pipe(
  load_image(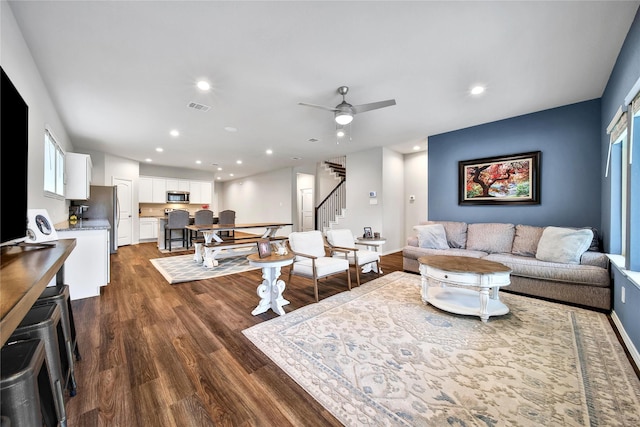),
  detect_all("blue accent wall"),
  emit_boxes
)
[428,99,601,228]
[601,7,640,358]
